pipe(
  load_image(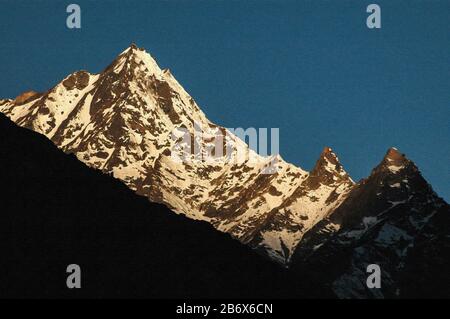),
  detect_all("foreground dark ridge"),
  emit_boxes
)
[0,113,327,298]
